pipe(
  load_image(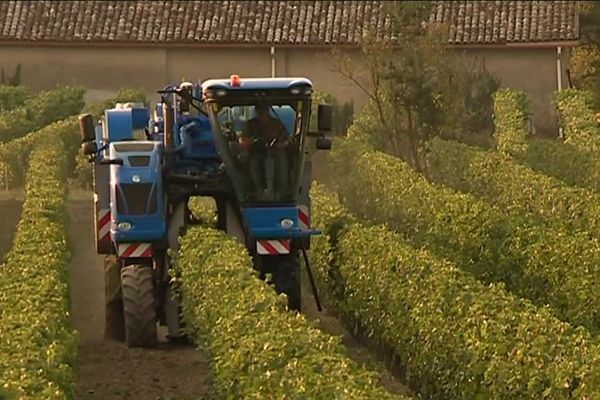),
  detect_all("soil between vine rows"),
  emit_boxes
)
[0,190,23,262]
[68,190,215,400]
[62,188,411,399]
